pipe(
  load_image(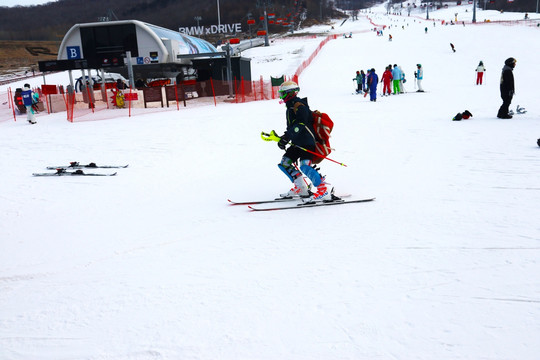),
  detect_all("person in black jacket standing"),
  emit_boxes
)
[497,57,516,119]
